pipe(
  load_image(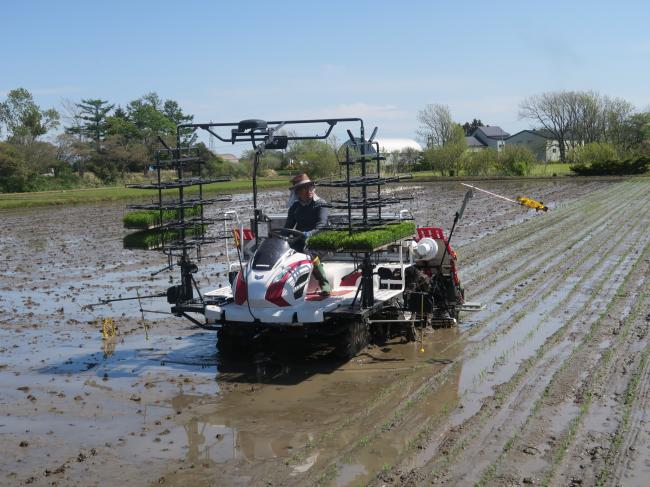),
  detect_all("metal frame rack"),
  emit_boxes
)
[318,132,413,309]
[125,134,233,307]
[126,118,366,321]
